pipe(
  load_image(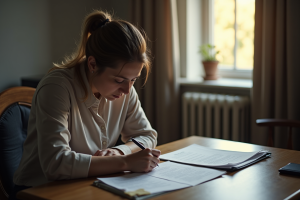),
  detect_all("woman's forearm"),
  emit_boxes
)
[88,141,143,176]
[88,156,127,177]
[88,148,161,176]
[125,141,144,153]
